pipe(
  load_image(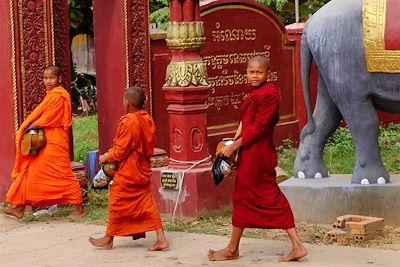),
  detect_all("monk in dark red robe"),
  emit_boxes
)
[208,56,307,262]
[3,66,84,219]
[89,86,168,251]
